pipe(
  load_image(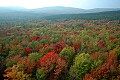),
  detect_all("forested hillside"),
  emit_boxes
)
[0,6,120,80]
[44,10,120,21]
[0,10,120,28]
[0,19,120,80]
